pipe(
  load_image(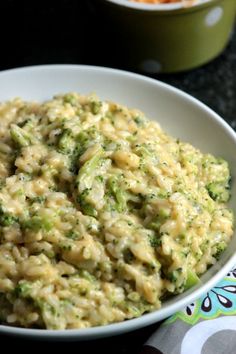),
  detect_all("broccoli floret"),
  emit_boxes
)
[206,182,230,203]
